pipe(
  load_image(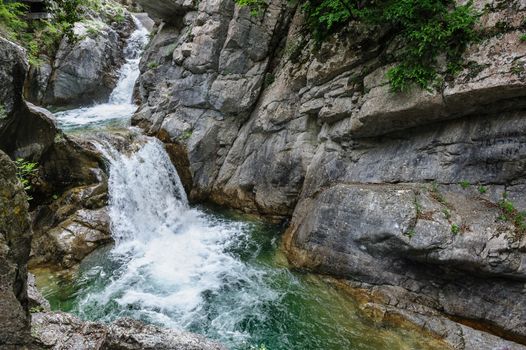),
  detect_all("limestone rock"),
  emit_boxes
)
[27,273,50,312]
[32,312,226,350]
[41,18,134,107]
[135,0,194,23]
[31,182,111,269]
[284,183,526,343]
